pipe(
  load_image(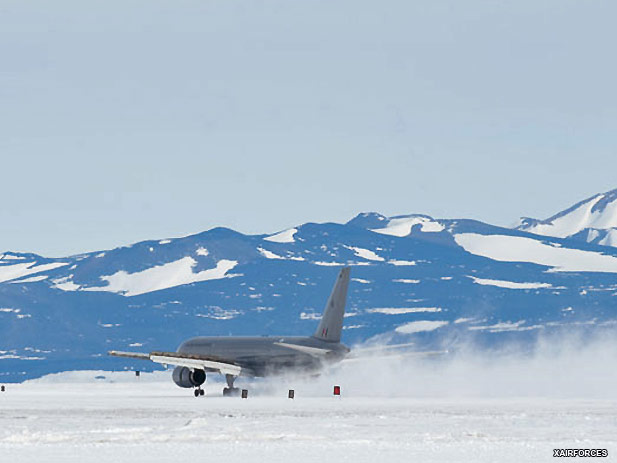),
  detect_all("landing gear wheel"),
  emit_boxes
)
[223,374,239,397]
[199,389,205,396]
[194,389,200,397]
